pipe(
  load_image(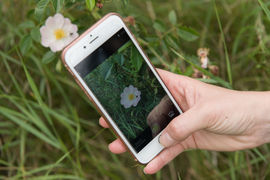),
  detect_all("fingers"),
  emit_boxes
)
[156,68,194,87]
[155,69,194,111]
[108,138,127,154]
[144,143,185,174]
[99,117,109,128]
[156,68,181,81]
[99,117,127,153]
[108,138,185,174]
[159,107,206,147]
